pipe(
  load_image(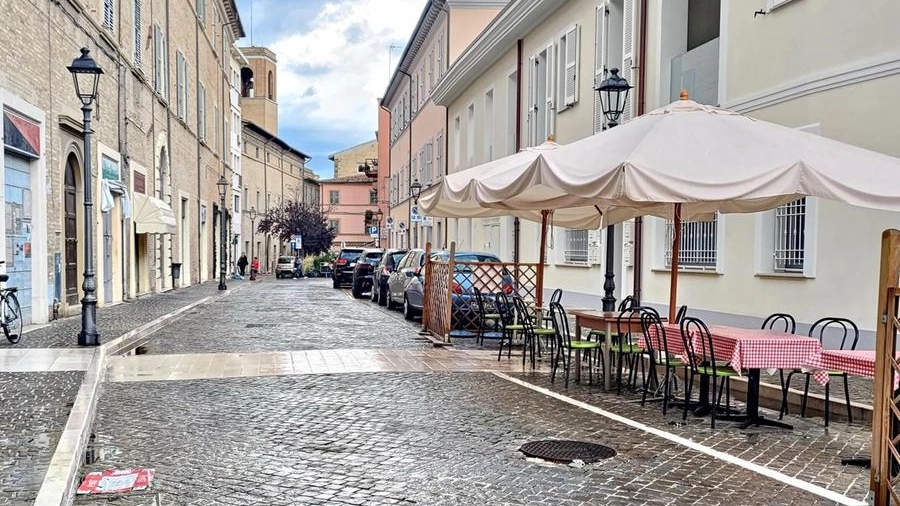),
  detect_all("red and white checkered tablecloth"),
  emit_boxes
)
[808,350,900,390]
[653,324,829,385]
